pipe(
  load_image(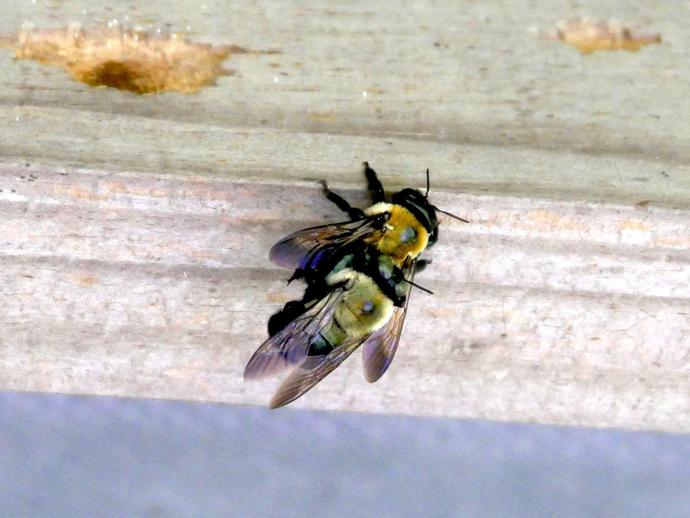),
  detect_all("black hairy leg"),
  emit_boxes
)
[321,180,365,220]
[363,162,385,203]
